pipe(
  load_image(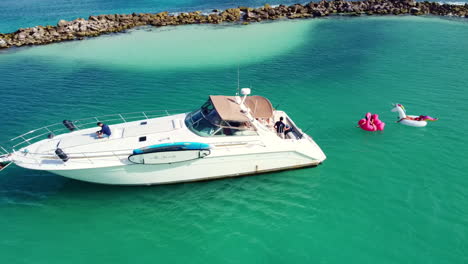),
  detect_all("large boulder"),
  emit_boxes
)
[0,39,7,48]
[221,8,241,21]
[31,32,42,39]
[87,24,101,31]
[257,10,269,19]
[106,14,117,21]
[17,33,27,40]
[410,7,420,15]
[57,20,68,27]
[139,14,151,22]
